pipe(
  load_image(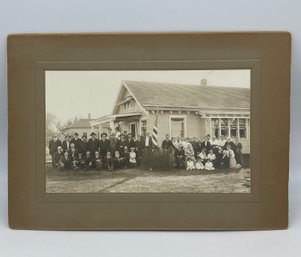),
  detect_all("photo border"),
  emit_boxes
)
[8,33,290,230]
[36,60,260,203]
